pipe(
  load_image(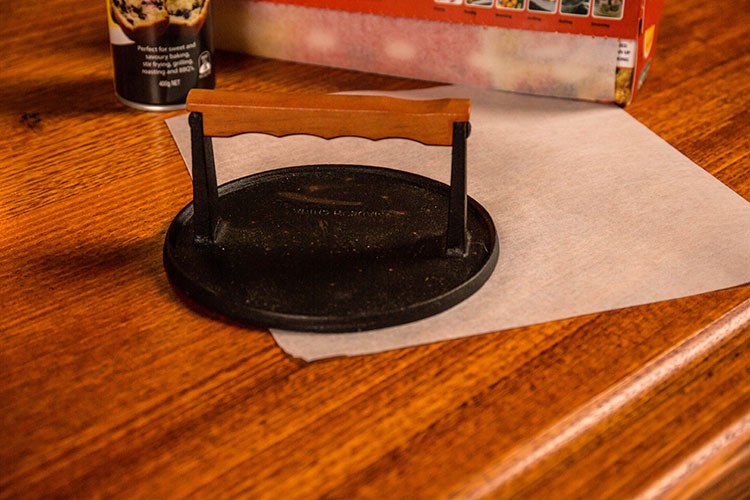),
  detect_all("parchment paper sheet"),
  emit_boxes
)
[166,86,750,361]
